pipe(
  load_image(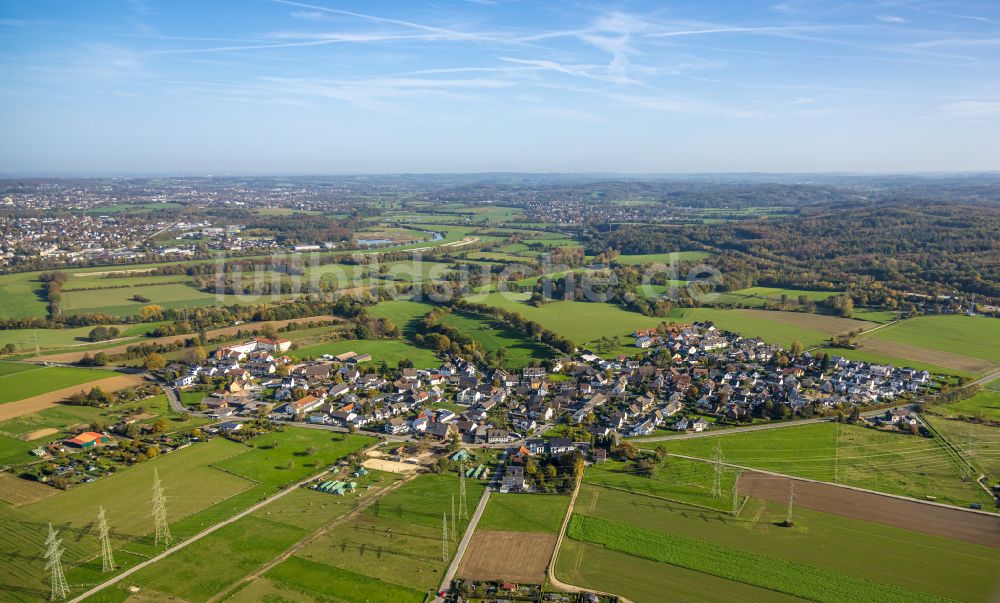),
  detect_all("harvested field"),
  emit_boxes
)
[24,427,58,440]
[457,530,557,583]
[0,374,147,422]
[362,457,420,474]
[34,315,337,363]
[0,471,56,506]
[858,339,994,374]
[737,471,1000,547]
